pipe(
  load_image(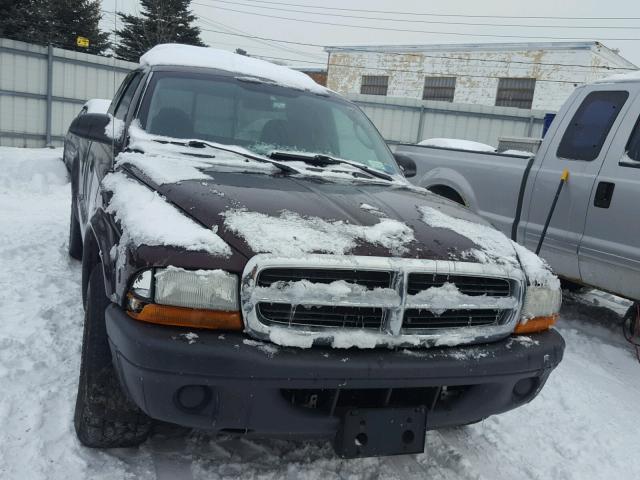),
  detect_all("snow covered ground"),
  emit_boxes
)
[1,146,639,479]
